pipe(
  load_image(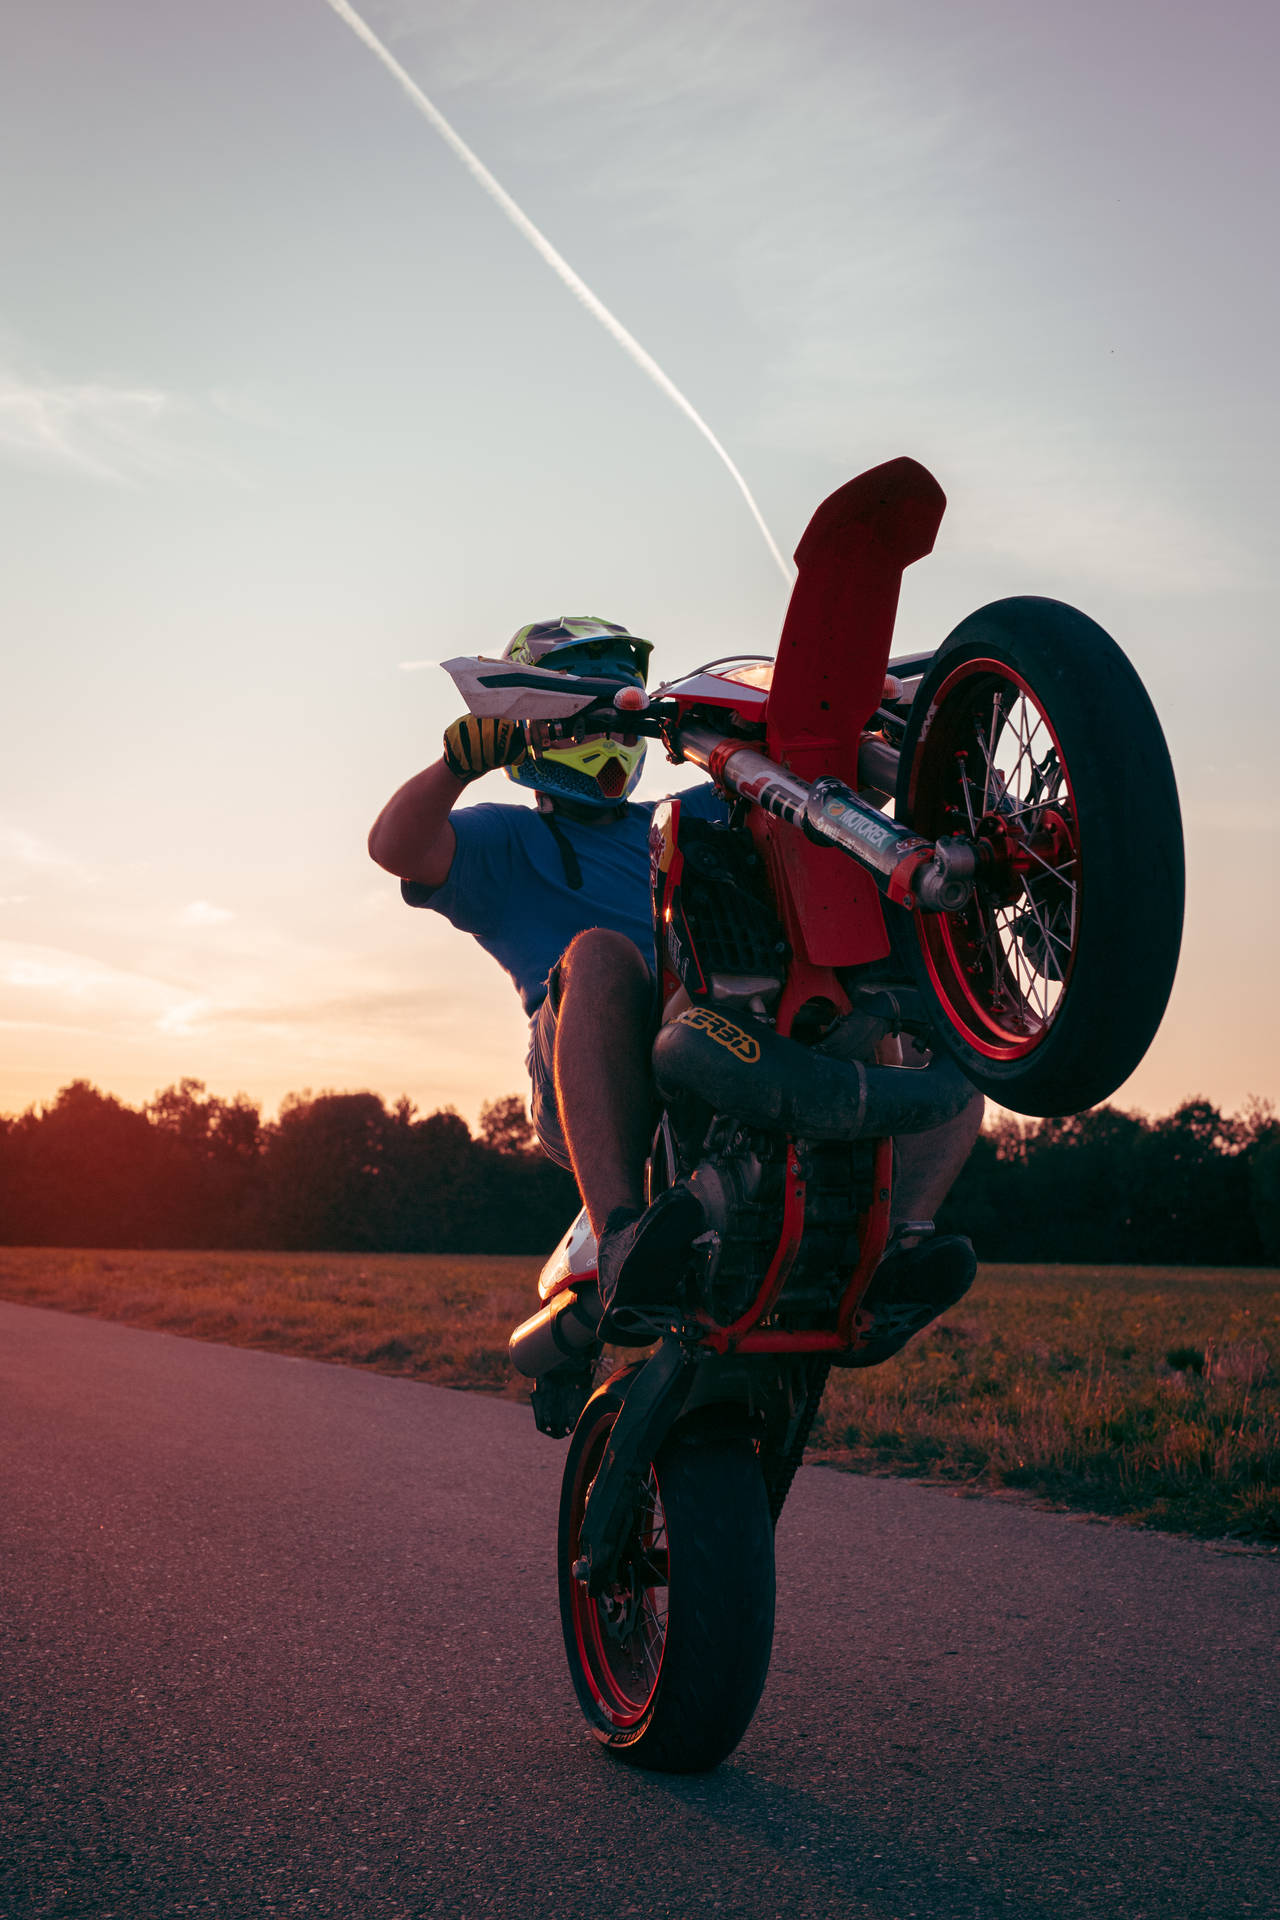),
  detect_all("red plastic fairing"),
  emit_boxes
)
[766,458,946,789]
[749,812,890,981]
[663,670,770,722]
[541,1271,595,1305]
